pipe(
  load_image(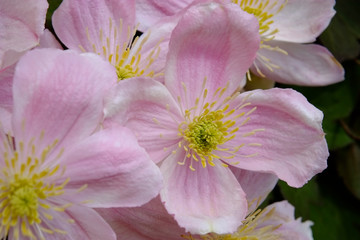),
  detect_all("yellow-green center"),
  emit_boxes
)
[4,178,44,227]
[184,111,227,155]
[116,64,138,81]
[0,140,77,239]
